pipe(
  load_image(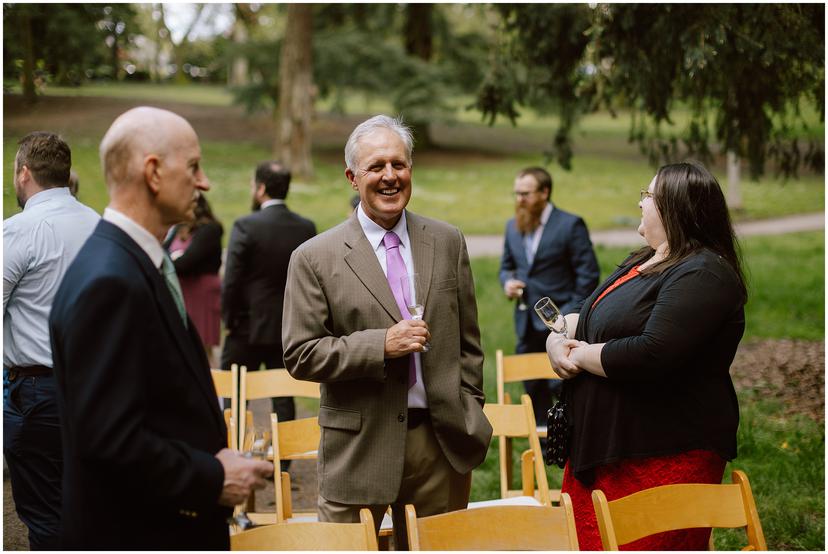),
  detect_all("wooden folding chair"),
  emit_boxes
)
[495,350,563,498]
[592,469,767,551]
[405,496,579,550]
[210,365,238,449]
[238,365,321,451]
[231,507,378,550]
[468,394,554,508]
